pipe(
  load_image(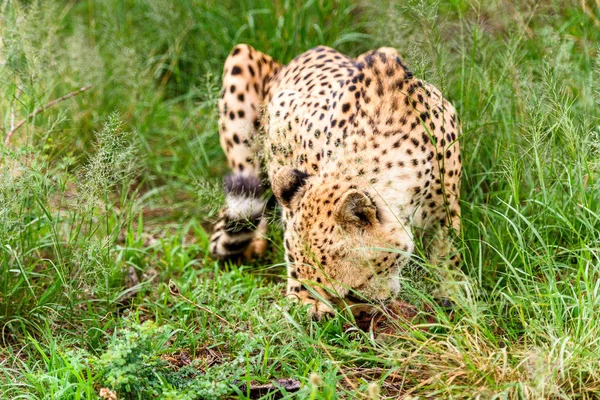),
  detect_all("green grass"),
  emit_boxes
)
[1,0,599,398]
